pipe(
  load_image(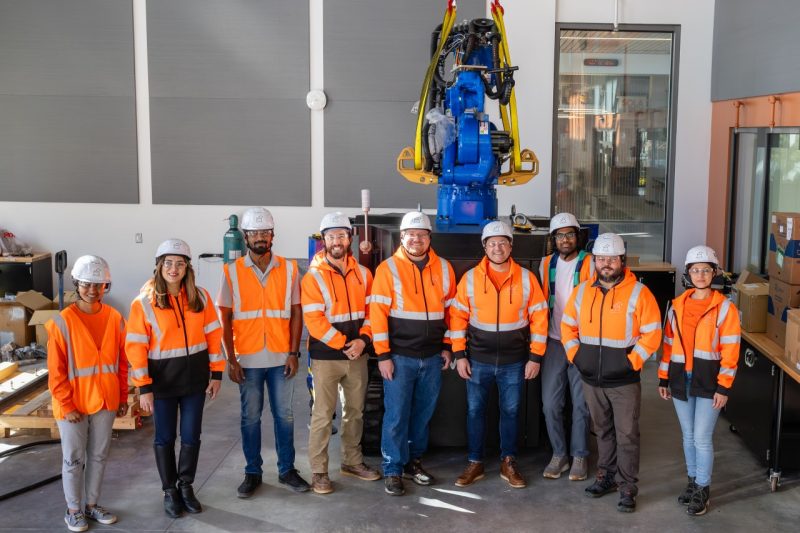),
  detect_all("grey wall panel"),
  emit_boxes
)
[325,100,436,209]
[0,95,138,203]
[150,98,310,206]
[712,0,800,101]
[148,0,310,205]
[324,0,485,208]
[0,0,138,203]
